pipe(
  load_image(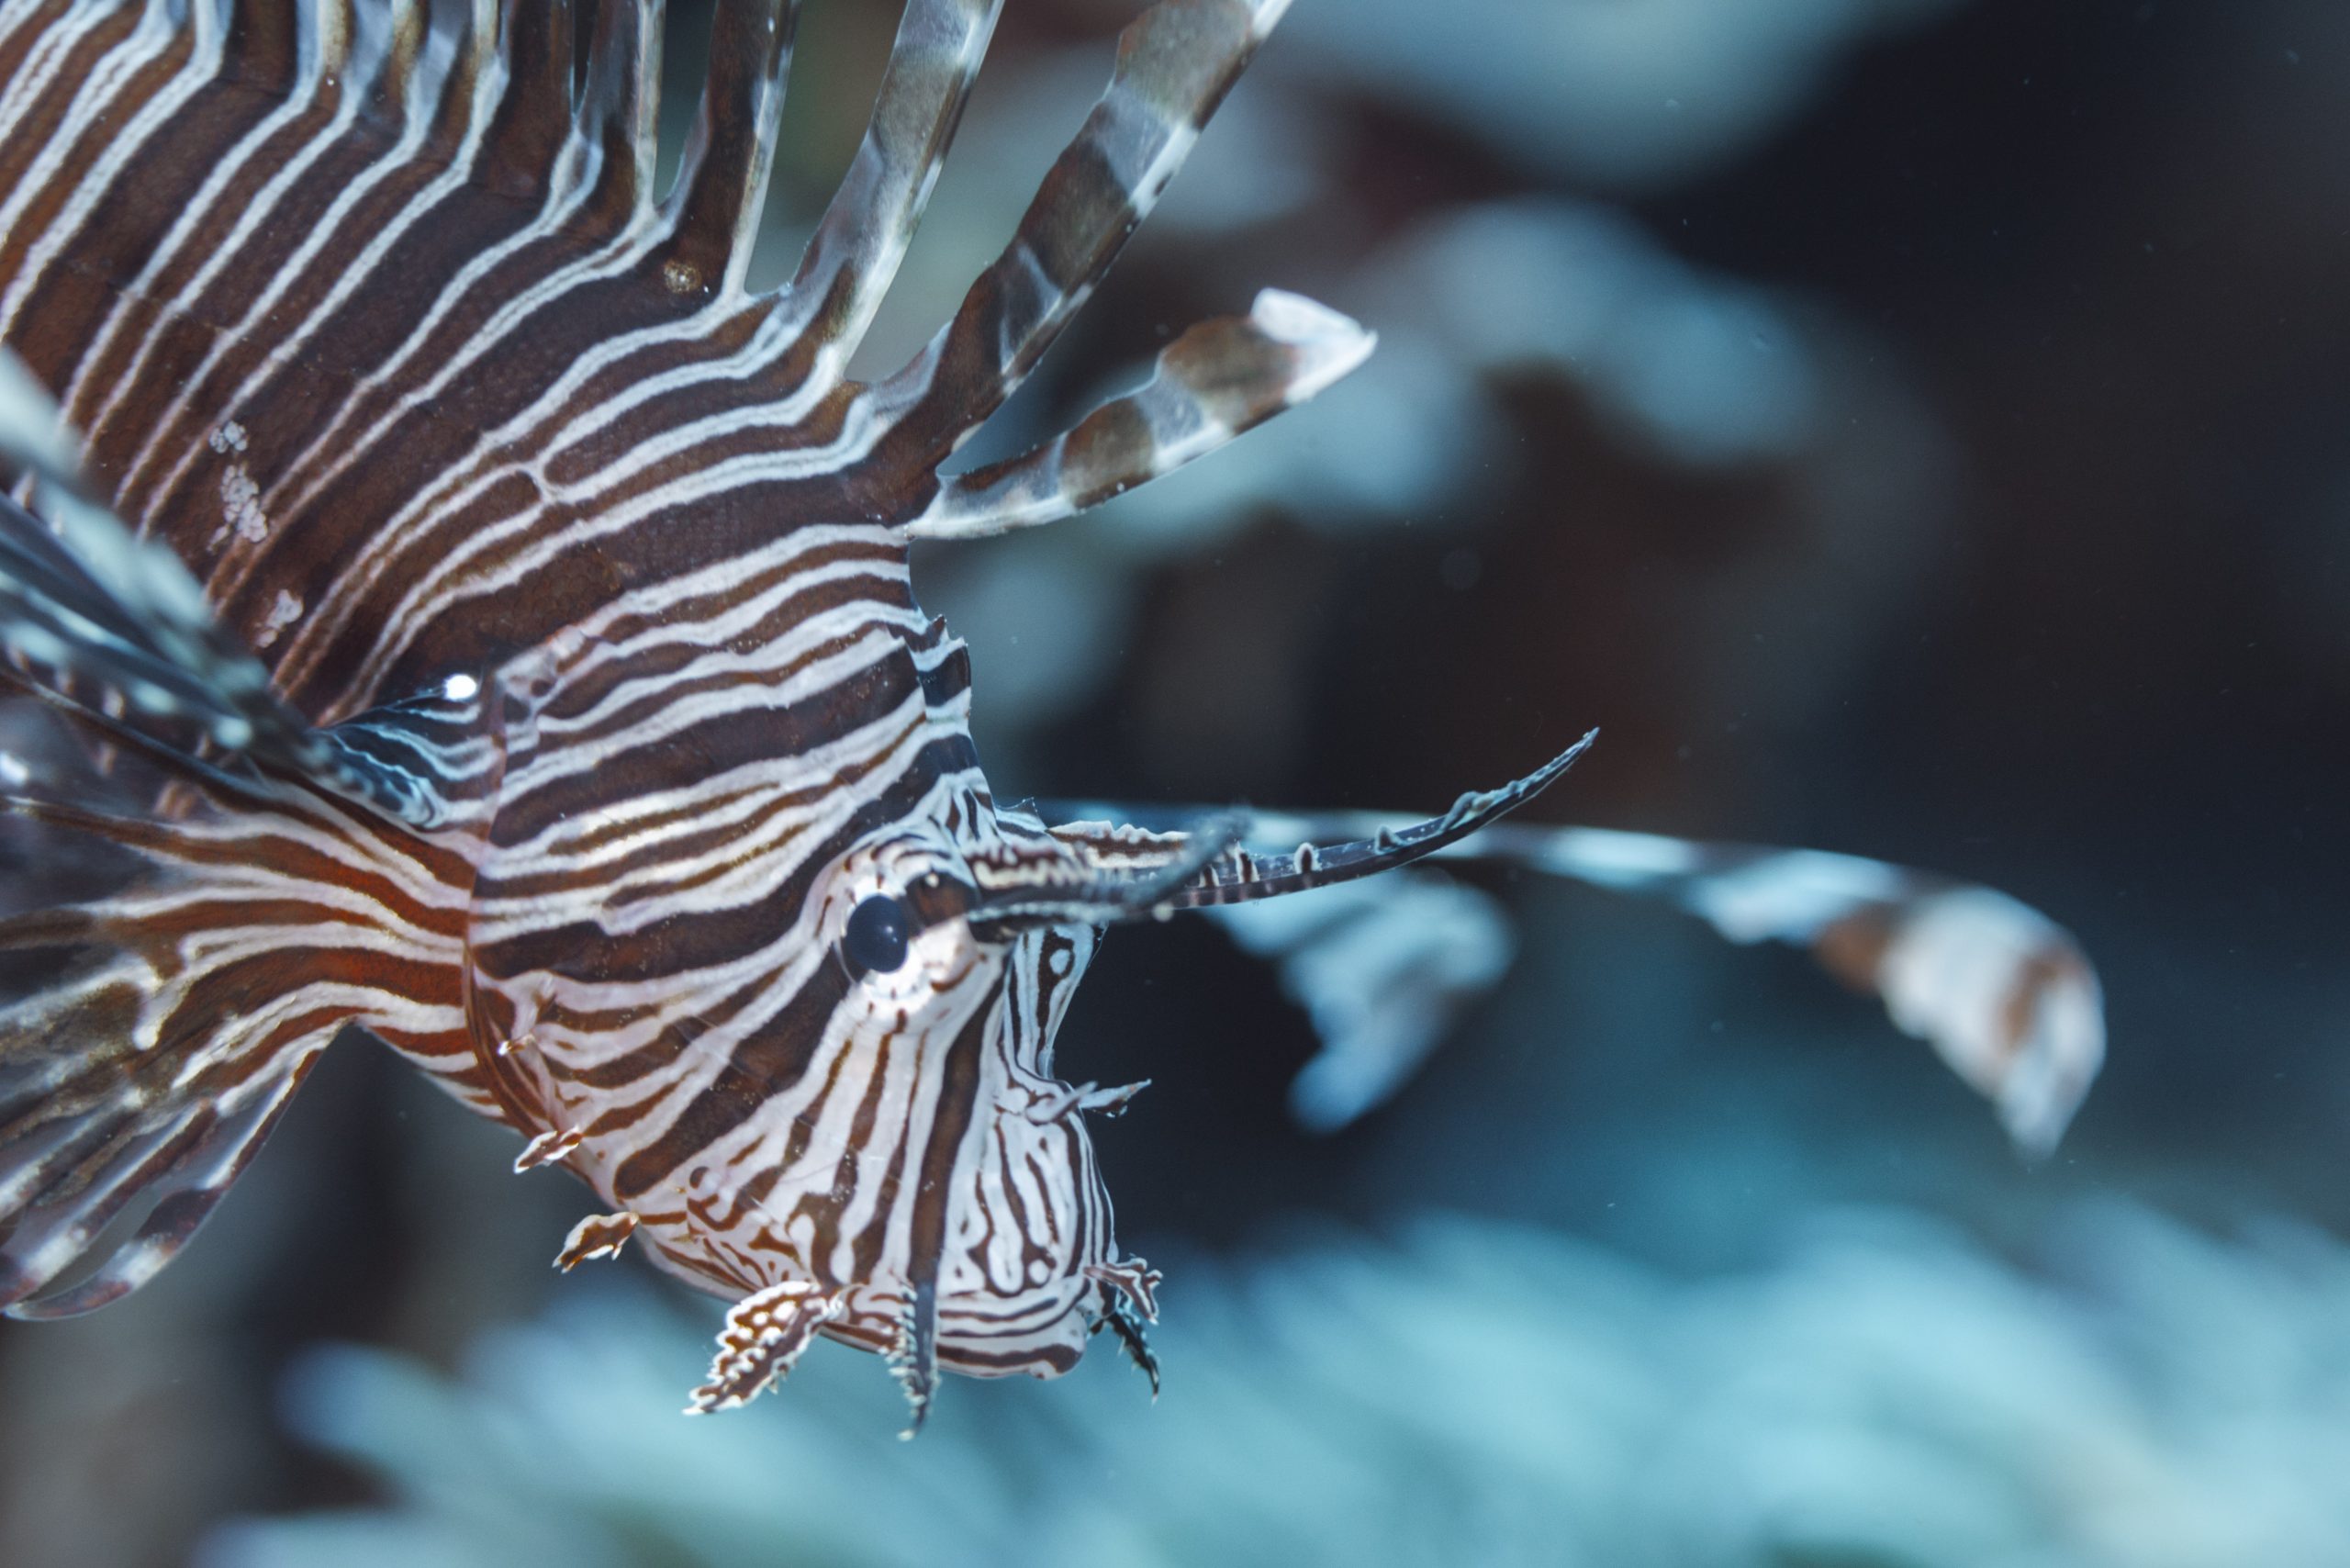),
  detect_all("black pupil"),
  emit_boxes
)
[843,895,912,974]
